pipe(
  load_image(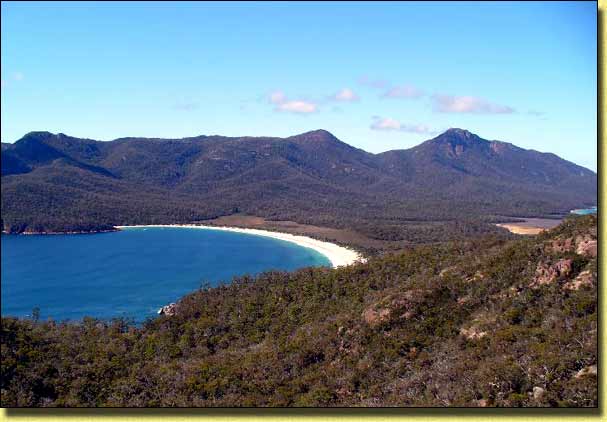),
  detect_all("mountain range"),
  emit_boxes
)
[0,128,597,236]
